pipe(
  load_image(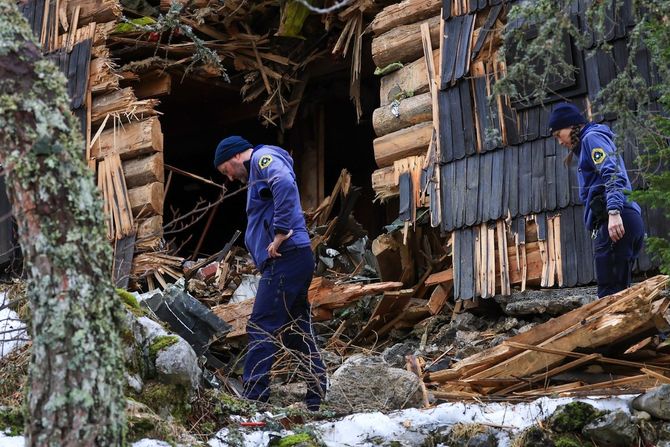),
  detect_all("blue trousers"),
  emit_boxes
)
[242,247,327,409]
[593,207,645,298]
